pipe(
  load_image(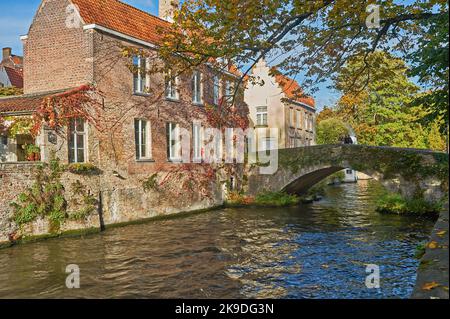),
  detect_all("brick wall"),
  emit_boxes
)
[23,0,94,94]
